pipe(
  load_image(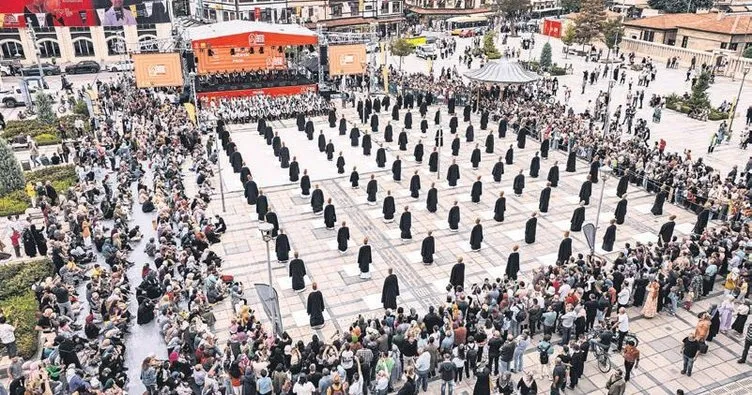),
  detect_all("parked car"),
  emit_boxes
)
[20,63,61,76]
[0,64,11,76]
[106,60,134,72]
[459,29,476,38]
[65,60,101,74]
[415,44,437,60]
[365,42,380,53]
